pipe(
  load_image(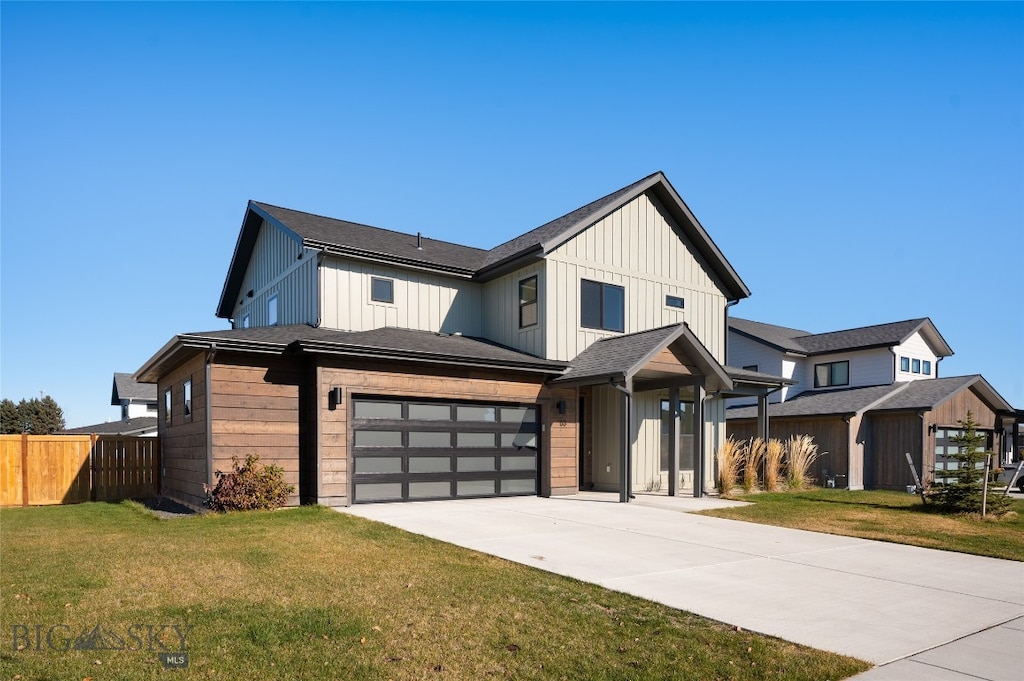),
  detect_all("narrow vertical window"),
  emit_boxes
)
[184,379,192,419]
[519,275,538,328]
[900,356,910,372]
[912,359,921,374]
[922,360,932,376]
[164,388,172,424]
[241,314,251,329]
[268,294,278,326]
